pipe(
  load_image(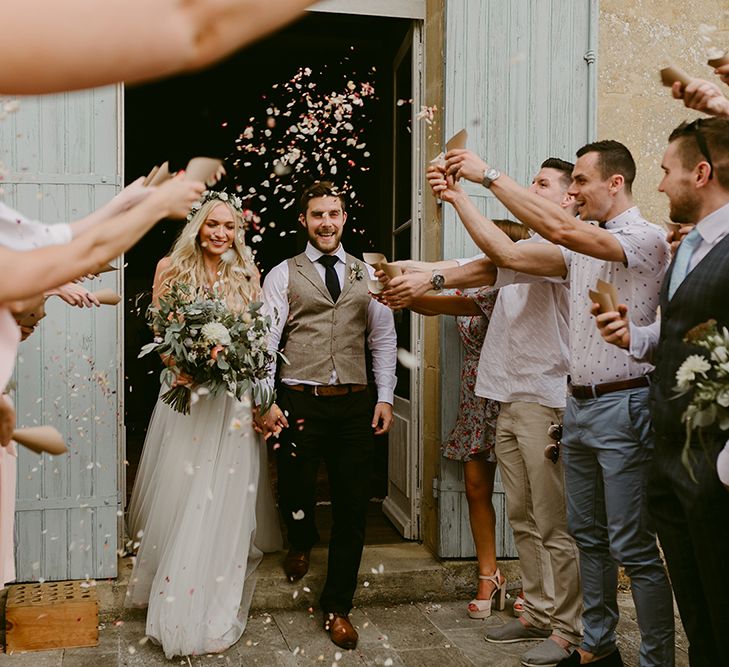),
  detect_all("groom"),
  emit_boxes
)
[260,181,397,650]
